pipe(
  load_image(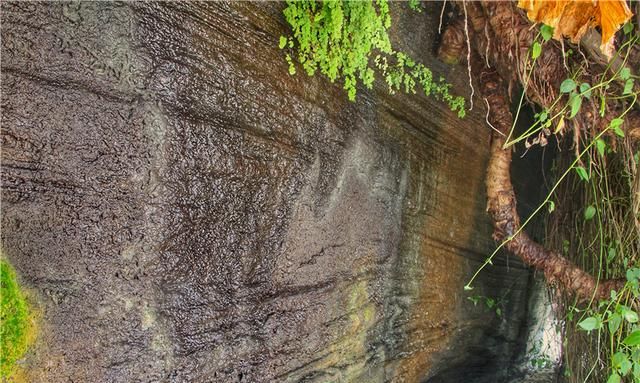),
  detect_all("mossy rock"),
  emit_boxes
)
[1,259,34,379]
